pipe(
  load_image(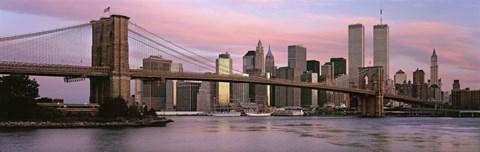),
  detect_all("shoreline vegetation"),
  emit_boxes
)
[0,75,175,129]
[0,117,174,129]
